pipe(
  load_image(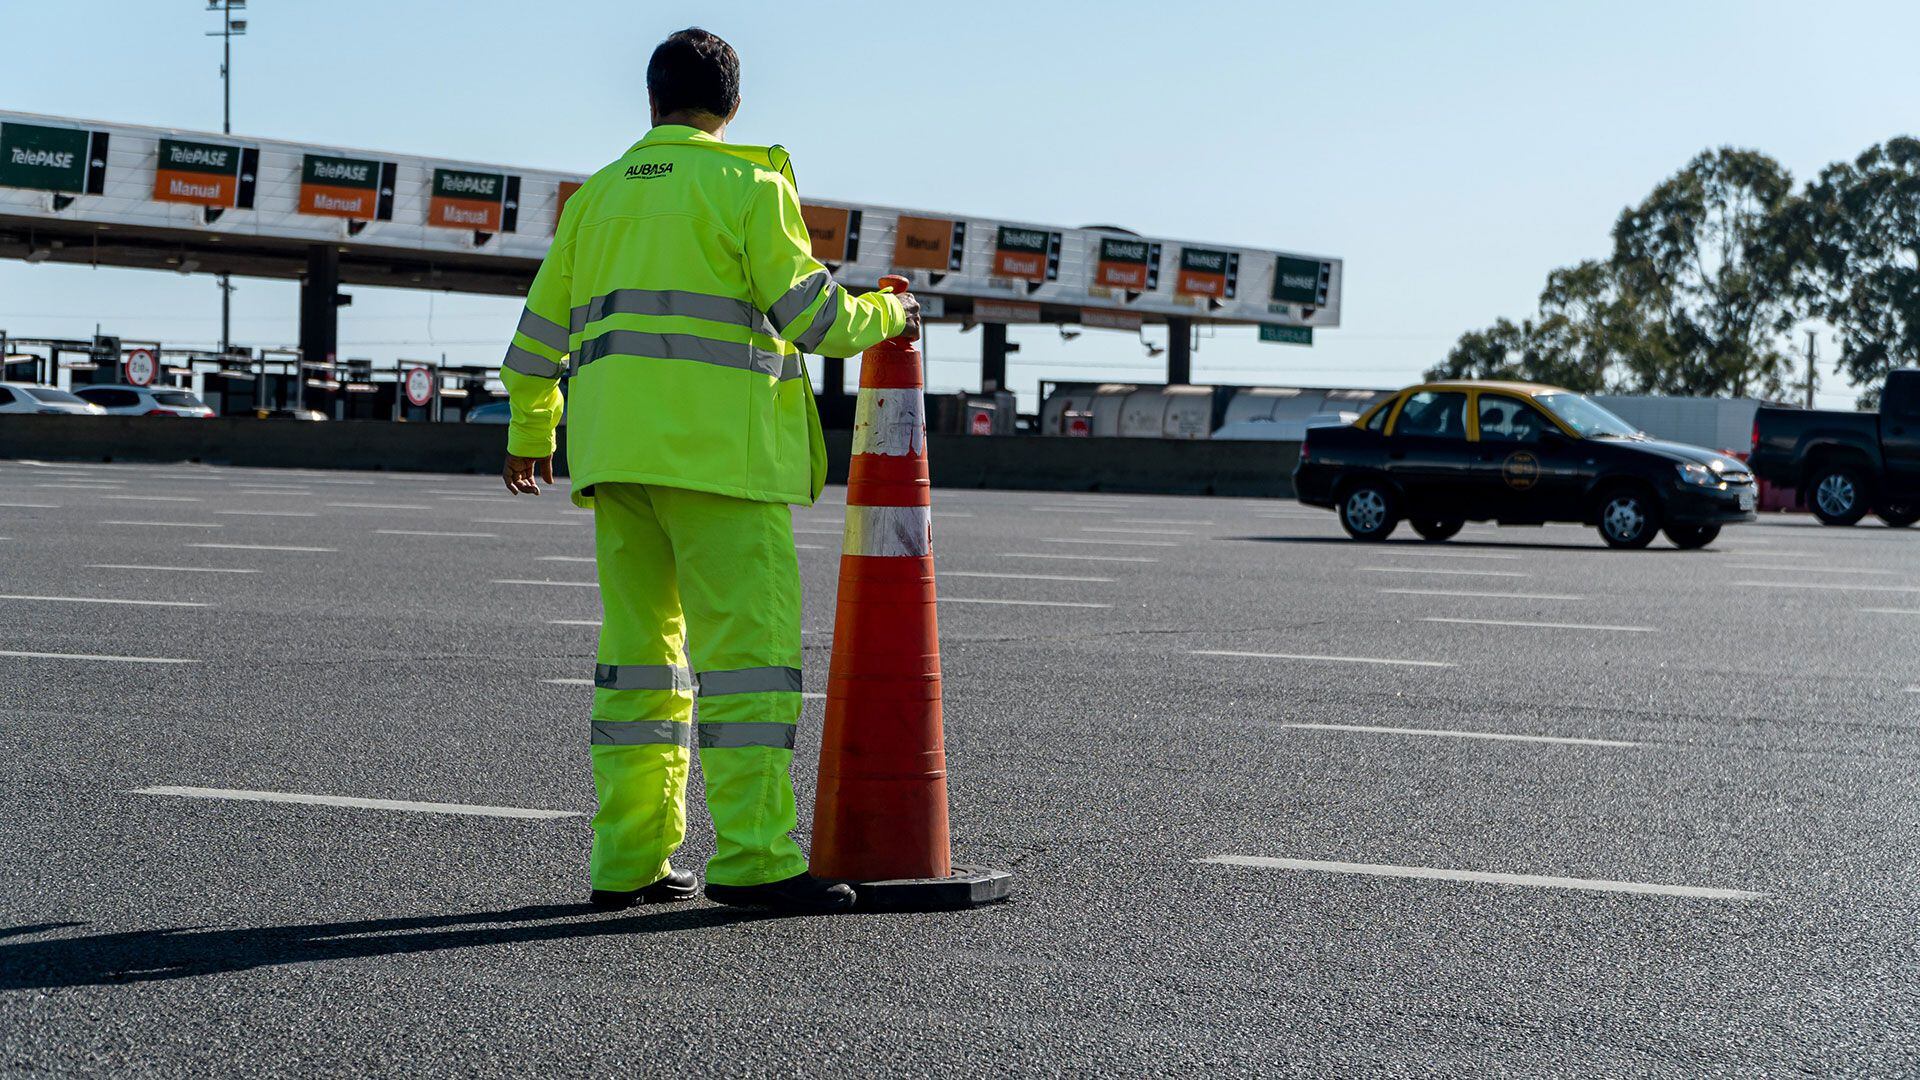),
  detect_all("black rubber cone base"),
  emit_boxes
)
[847,865,1013,912]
